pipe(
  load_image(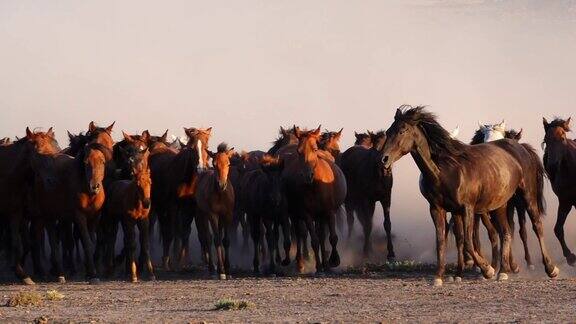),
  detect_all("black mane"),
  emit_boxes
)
[470,129,484,145]
[217,142,229,153]
[546,118,570,131]
[395,105,466,160]
[268,127,297,155]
